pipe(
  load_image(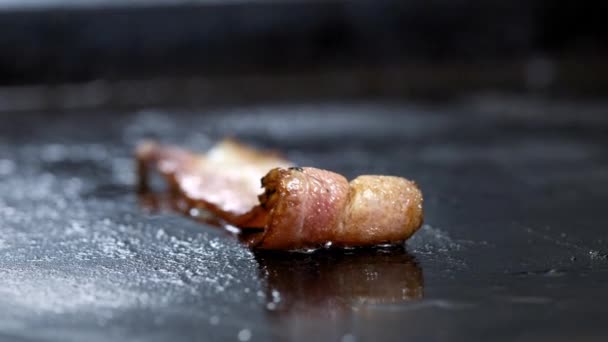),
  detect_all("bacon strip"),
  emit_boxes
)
[136,140,423,250]
[136,139,292,223]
